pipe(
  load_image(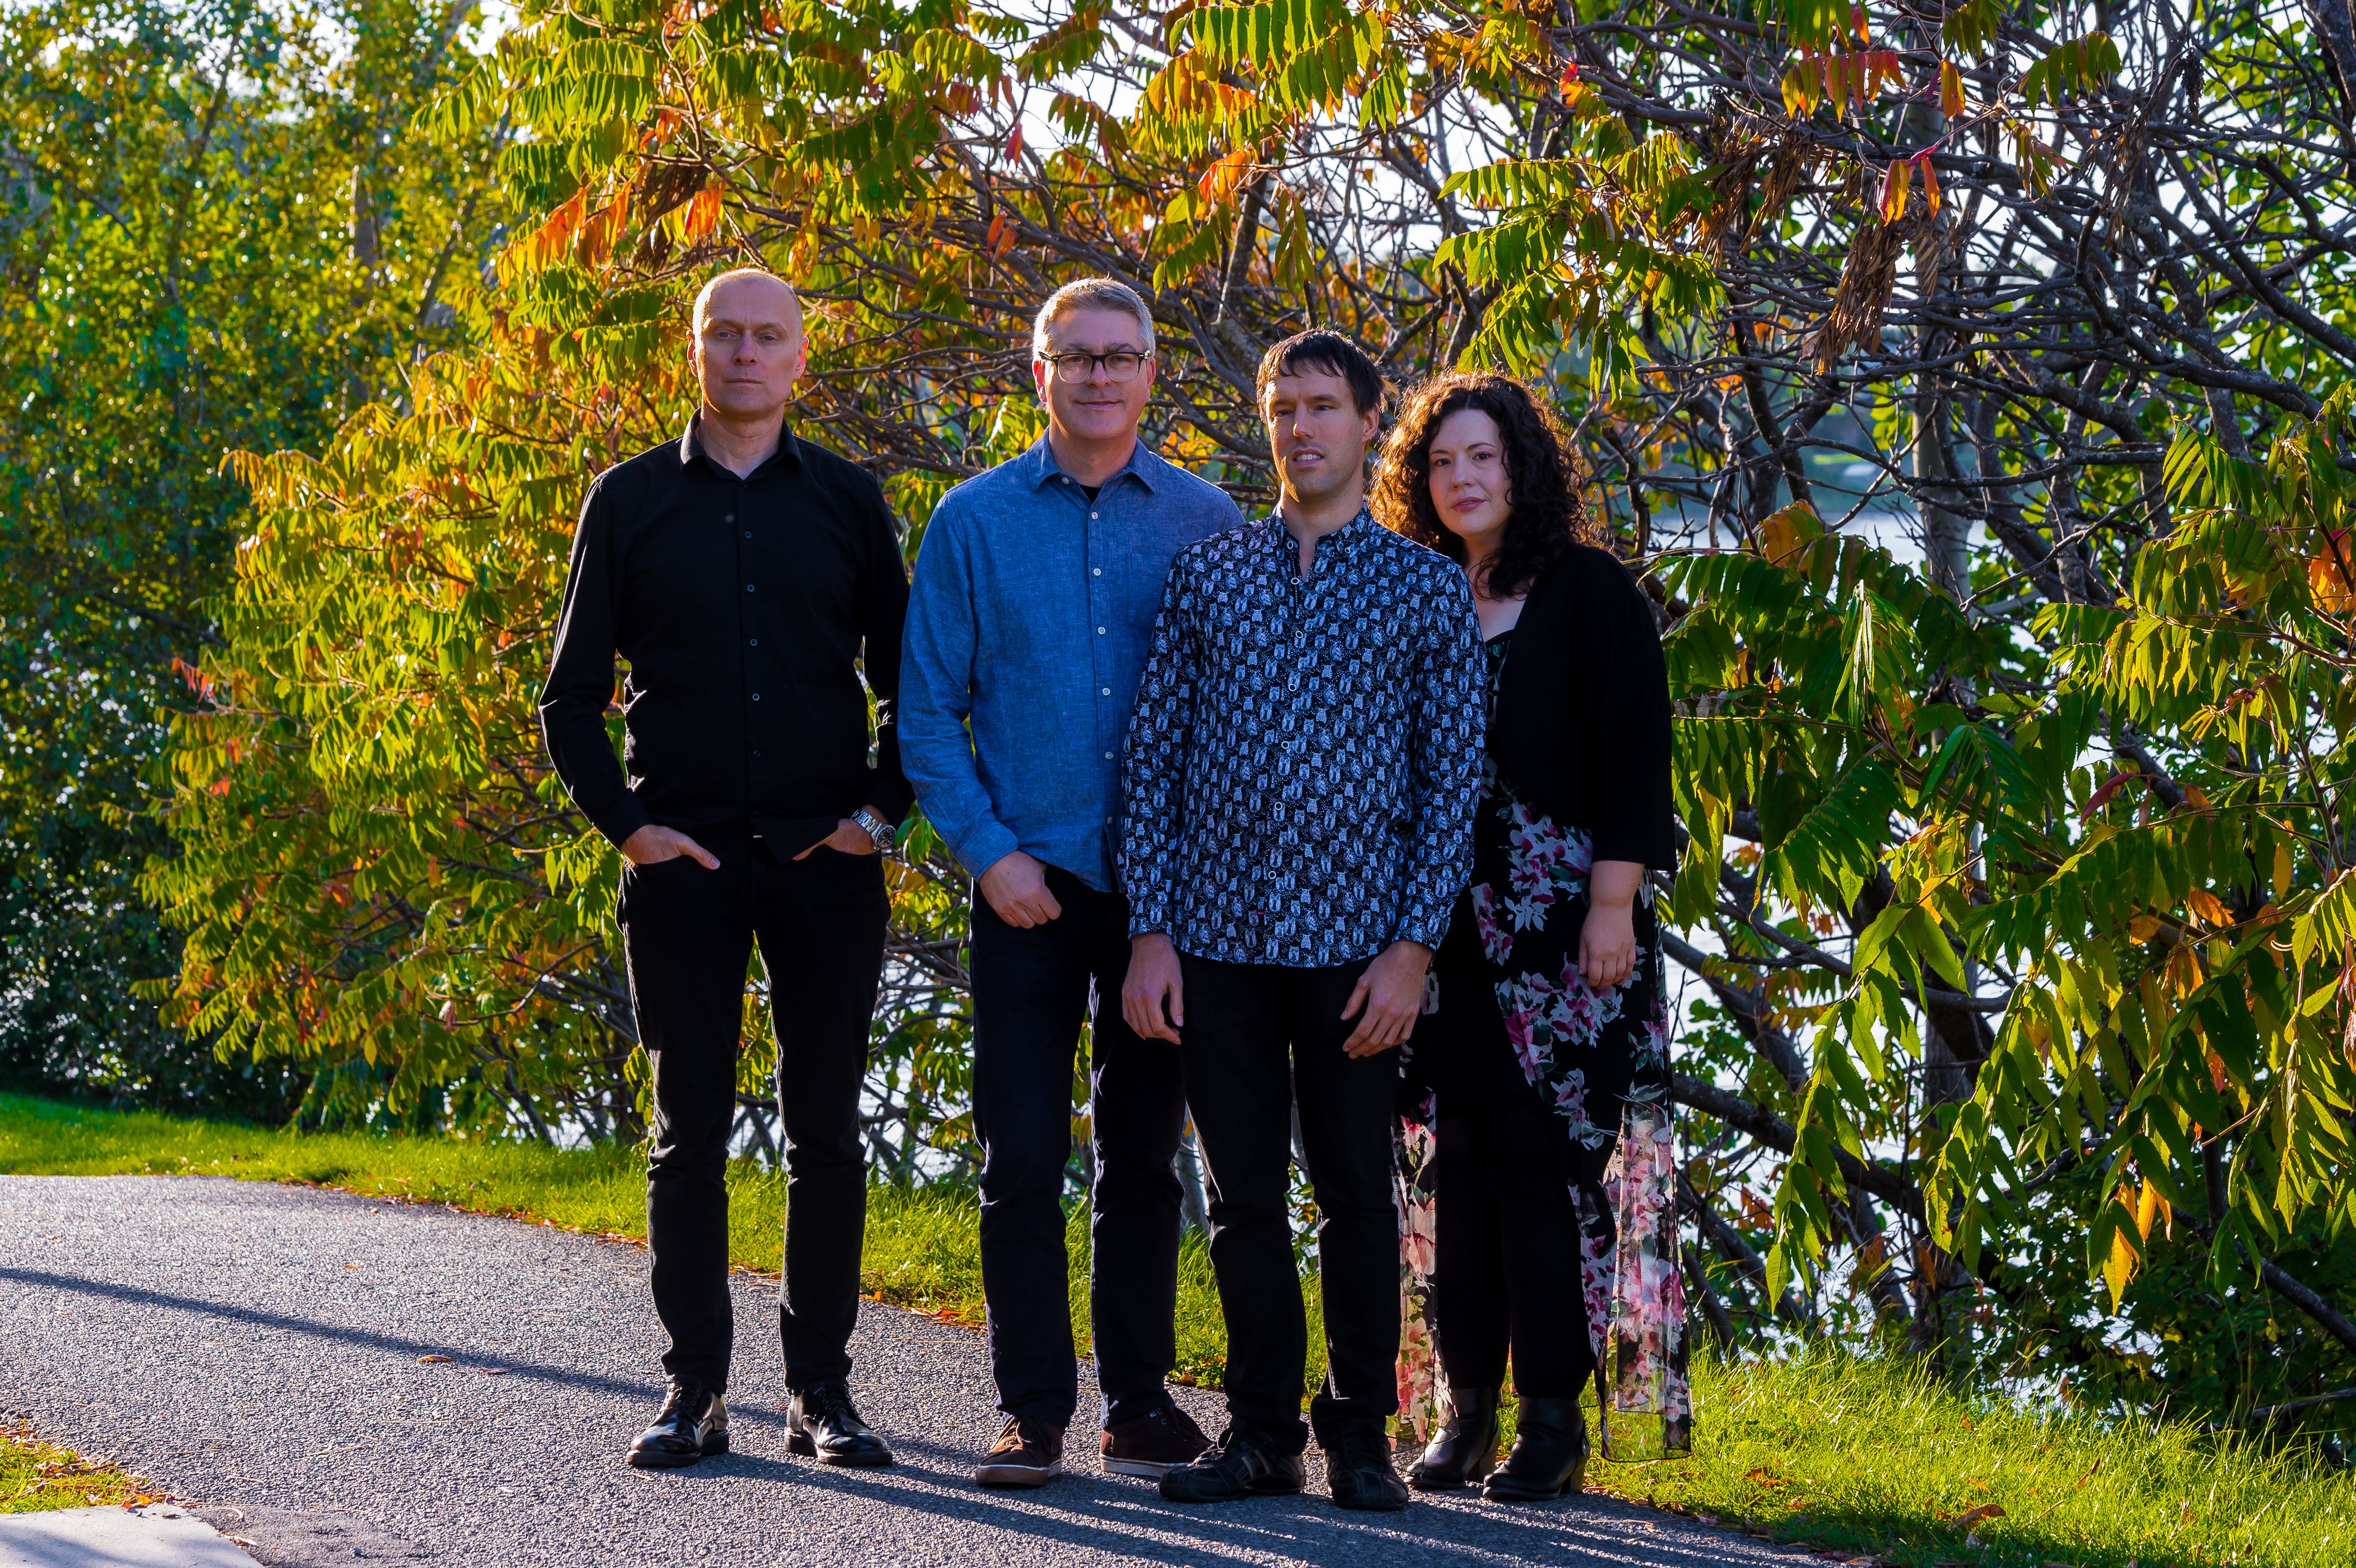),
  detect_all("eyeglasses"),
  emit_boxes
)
[1039,349,1150,384]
